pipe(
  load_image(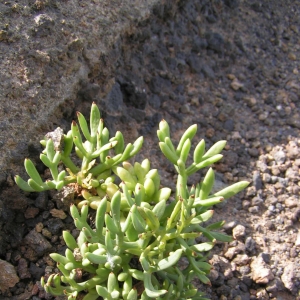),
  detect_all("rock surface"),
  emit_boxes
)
[251,255,274,284]
[0,0,163,173]
[0,260,19,292]
[0,0,300,299]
